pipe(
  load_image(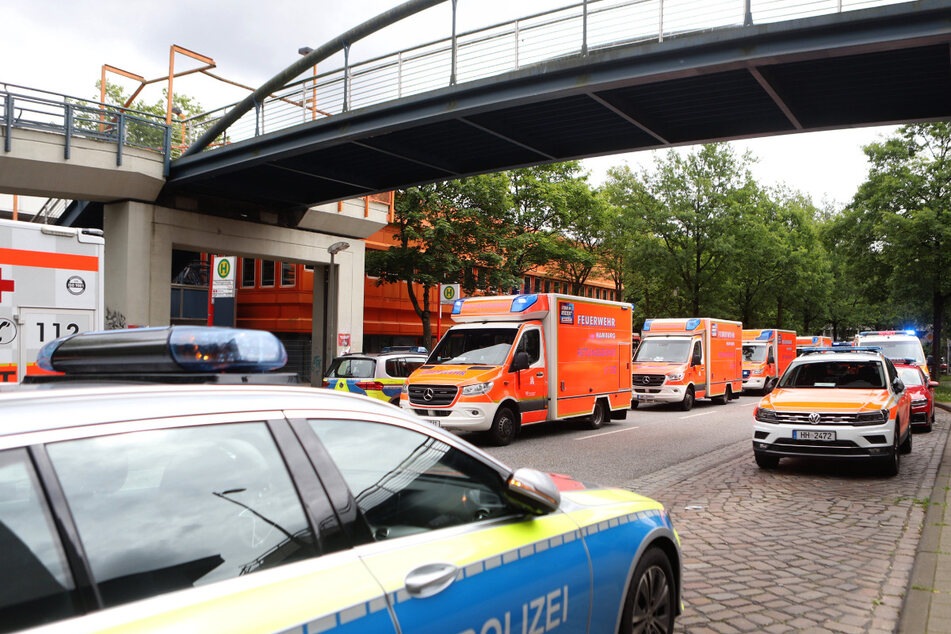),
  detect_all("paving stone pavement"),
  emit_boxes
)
[623,411,950,633]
